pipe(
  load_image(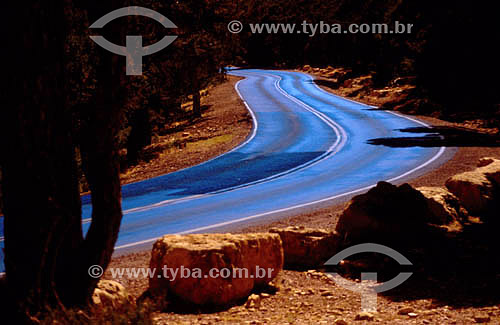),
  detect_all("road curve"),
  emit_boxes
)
[0,69,451,271]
